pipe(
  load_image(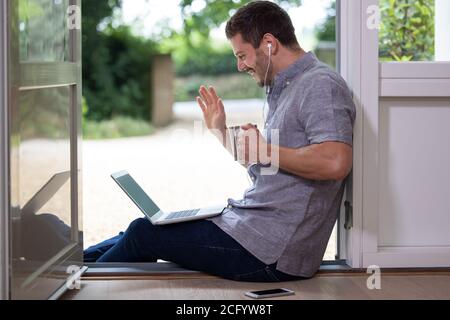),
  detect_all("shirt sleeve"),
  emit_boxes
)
[298,74,356,146]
